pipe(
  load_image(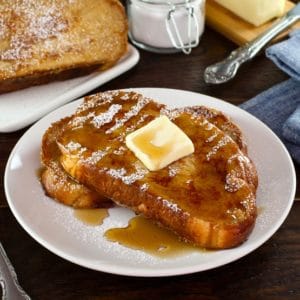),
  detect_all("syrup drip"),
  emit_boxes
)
[257,206,264,215]
[132,129,172,161]
[36,167,45,180]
